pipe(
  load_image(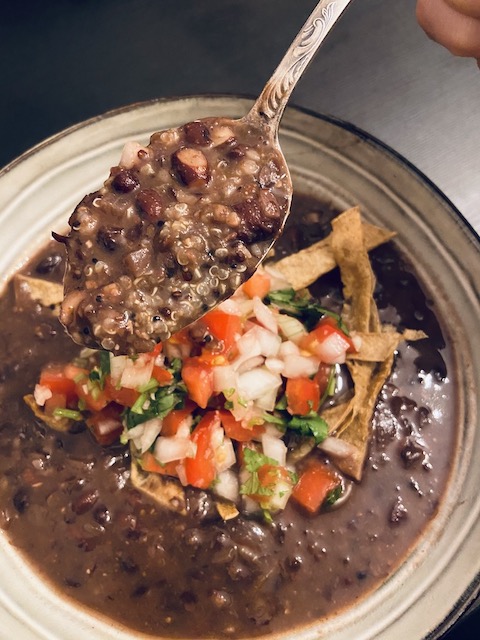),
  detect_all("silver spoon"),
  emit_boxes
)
[60,0,354,354]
